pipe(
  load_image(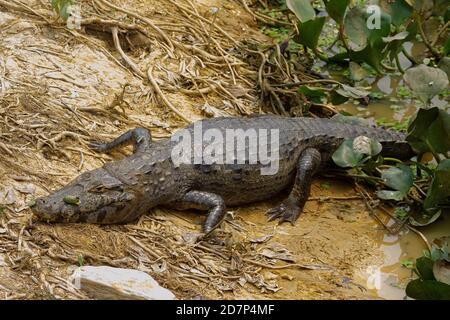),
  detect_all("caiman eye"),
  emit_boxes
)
[89,186,107,193]
[89,185,123,193]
